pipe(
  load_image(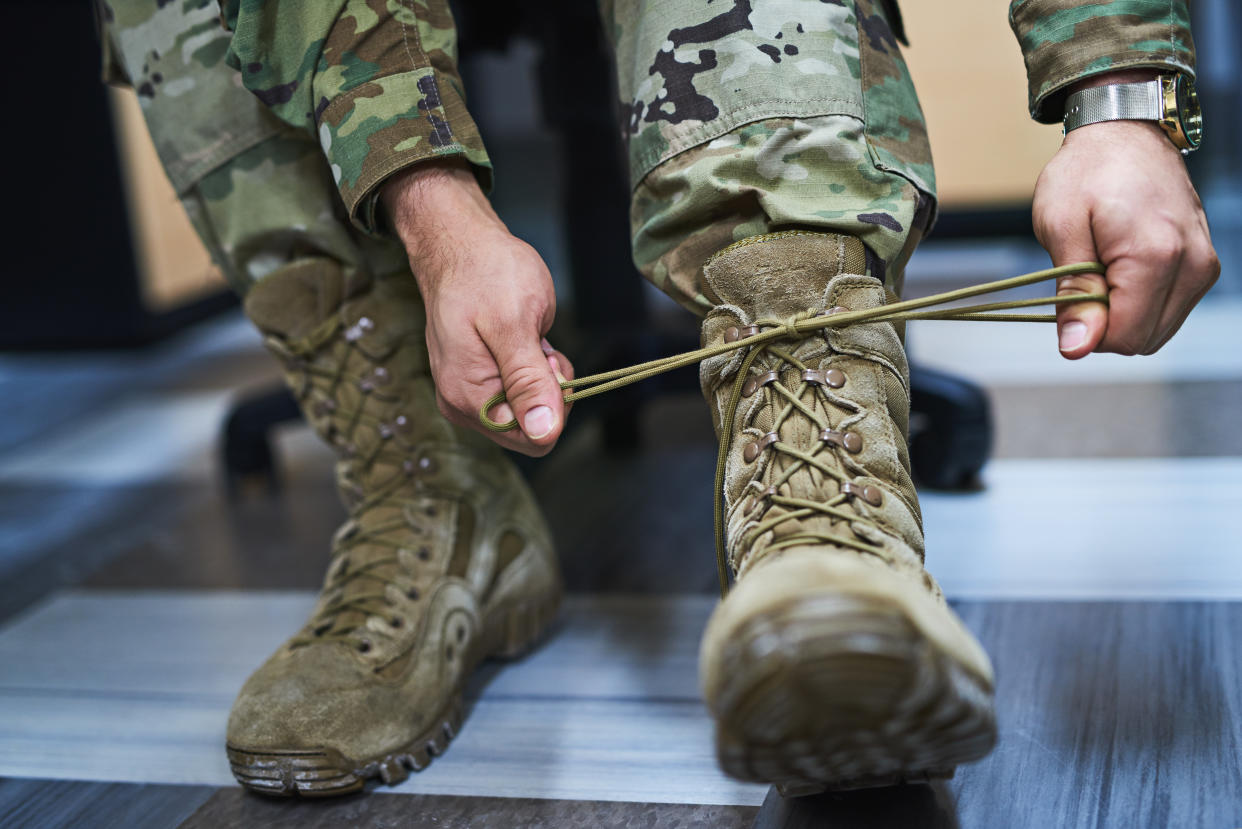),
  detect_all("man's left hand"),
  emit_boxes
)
[1032,74,1219,359]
